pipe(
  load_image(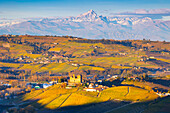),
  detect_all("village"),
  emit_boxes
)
[0,72,170,103]
[0,74,112,101]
